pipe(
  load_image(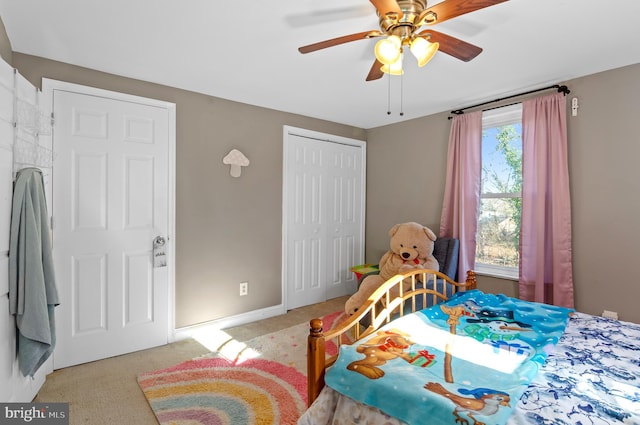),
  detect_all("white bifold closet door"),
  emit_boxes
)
[283,126,366,309]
